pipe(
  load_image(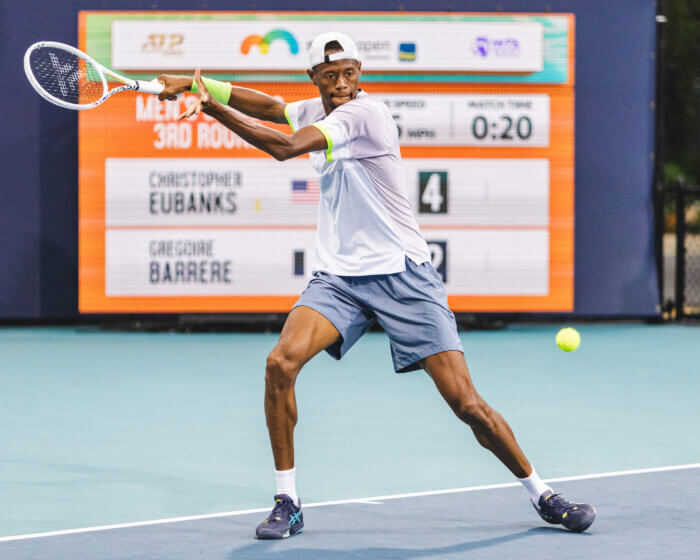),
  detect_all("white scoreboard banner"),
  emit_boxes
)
[132,93,550,148]
[105,154,550,297]
[379,94,550,147]
[106,157,549,227]
[111,20,544,73]
[106,229,549,296]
